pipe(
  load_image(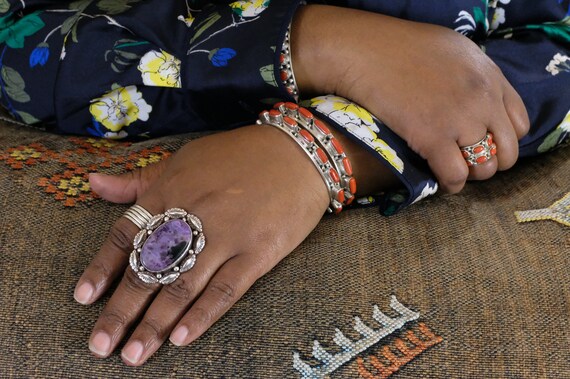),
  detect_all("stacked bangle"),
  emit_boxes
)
[257,102,357,214]
[280,24,300,102]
